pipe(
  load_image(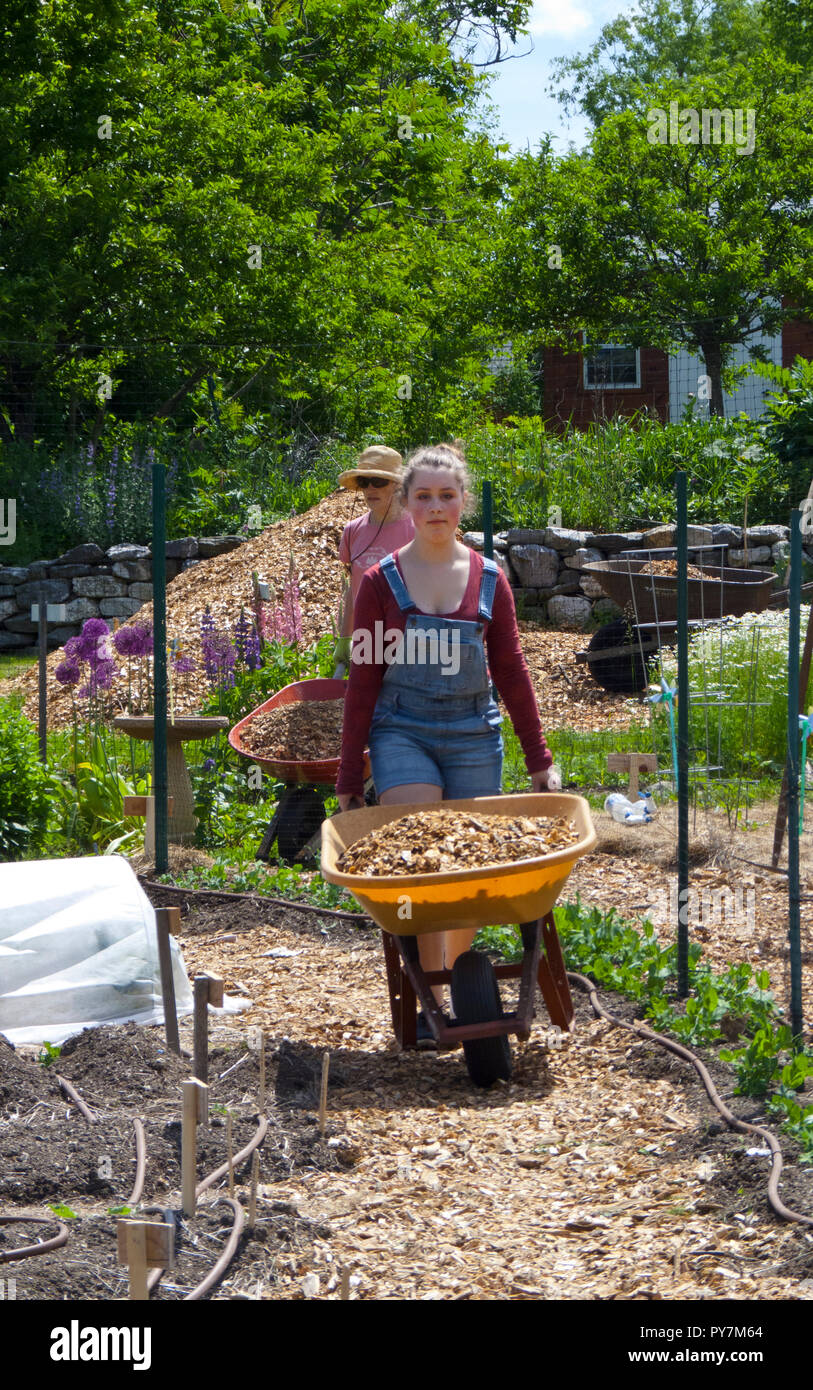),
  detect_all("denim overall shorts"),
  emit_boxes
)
[368,554,504,798]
